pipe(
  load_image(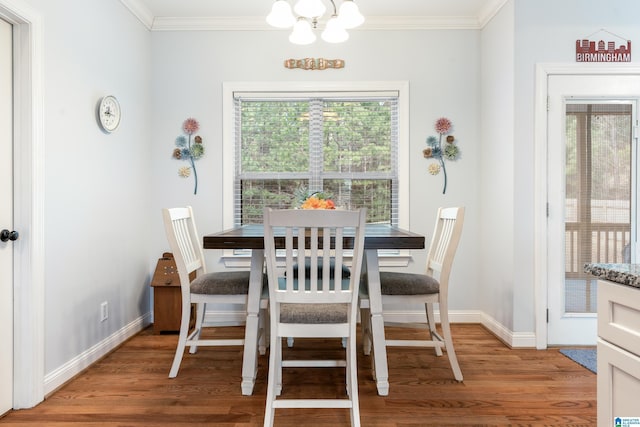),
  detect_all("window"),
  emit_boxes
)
[223,82,408,228]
